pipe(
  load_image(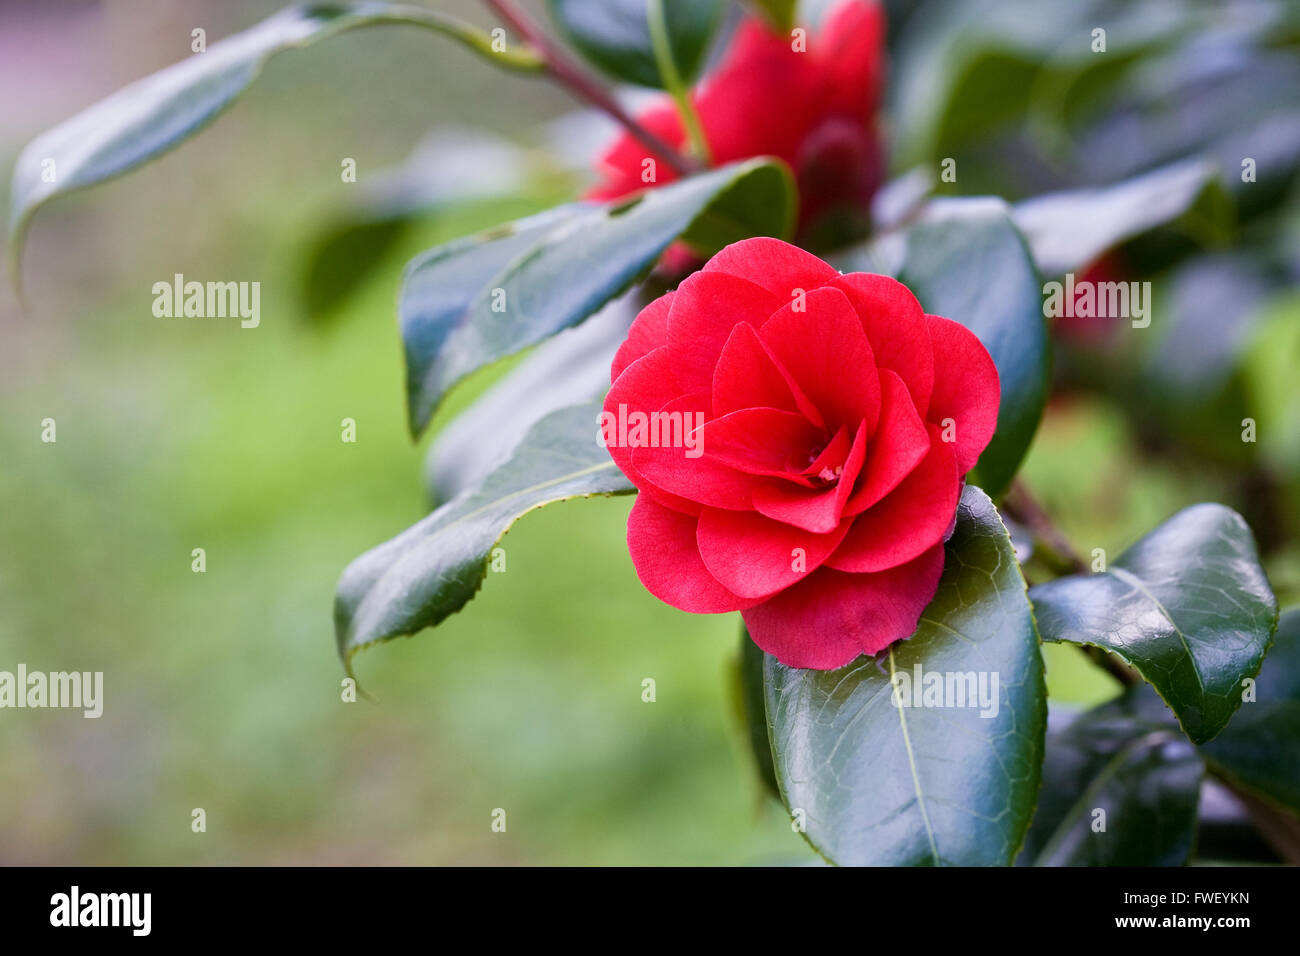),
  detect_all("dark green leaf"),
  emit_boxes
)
[1201,607,1300,812]
[1020,686,1204,866]
[1012,158,1230,277]
[838,198,1050,497]
[764,486,1047,866]
[334,400,632,670]
[8,2,543,289]
[547,0,723,88]
[400,158,794,435]
[1031,503,1278,744]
